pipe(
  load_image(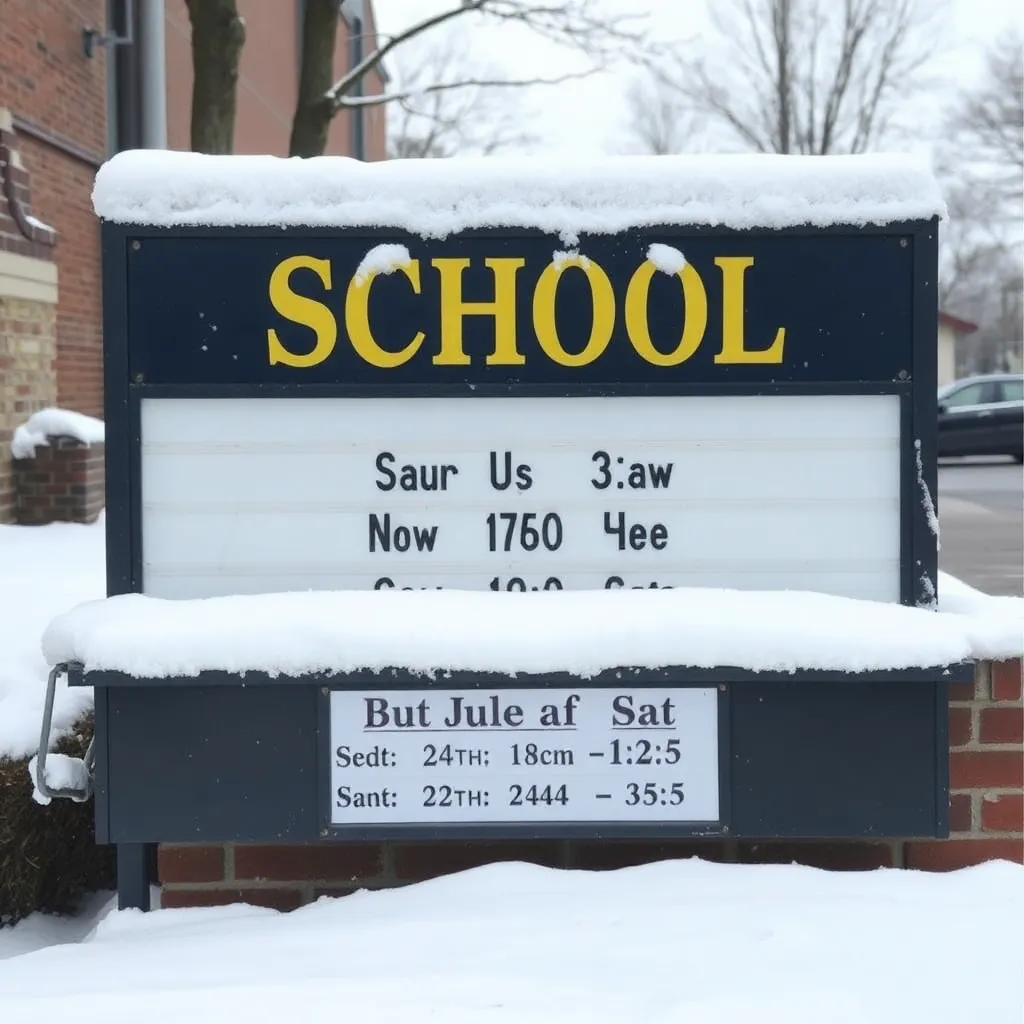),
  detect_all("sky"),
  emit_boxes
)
[373,0,1023,157]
